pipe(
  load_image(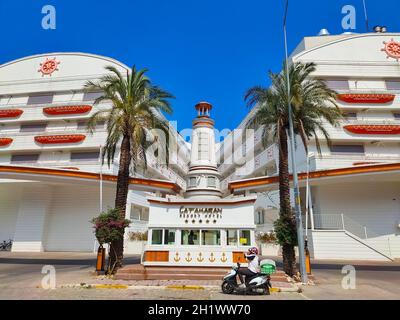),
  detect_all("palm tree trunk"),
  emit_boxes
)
[278,127,297,276]
[109,134,131,273]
